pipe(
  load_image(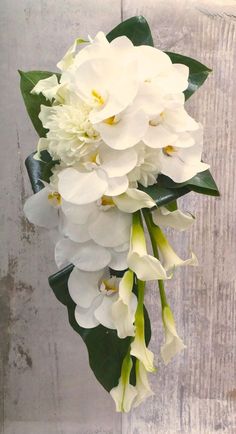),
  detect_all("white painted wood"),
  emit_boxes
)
[0,1,235,433]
